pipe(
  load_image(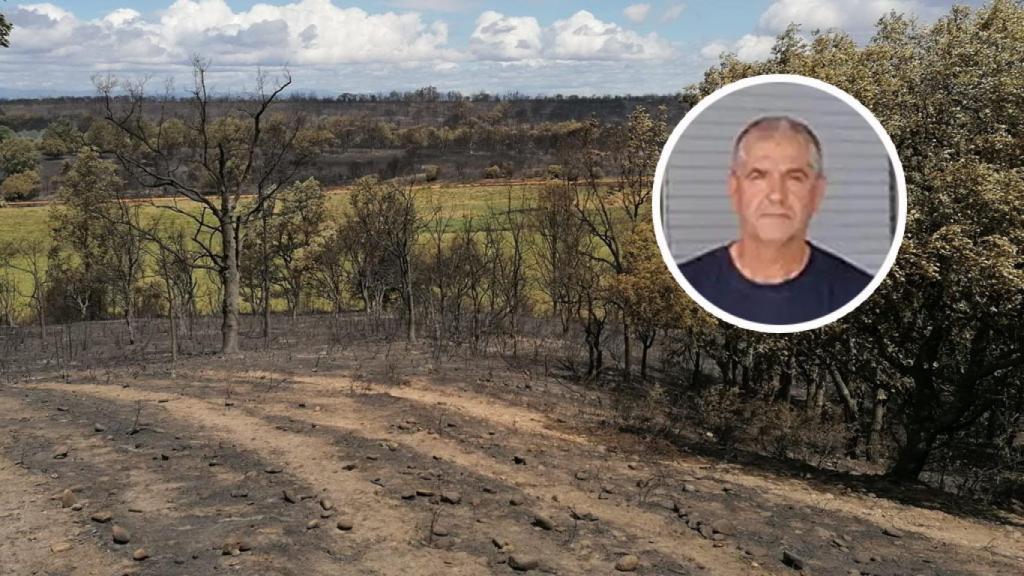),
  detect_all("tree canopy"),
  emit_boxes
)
[688,0,1024,480]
